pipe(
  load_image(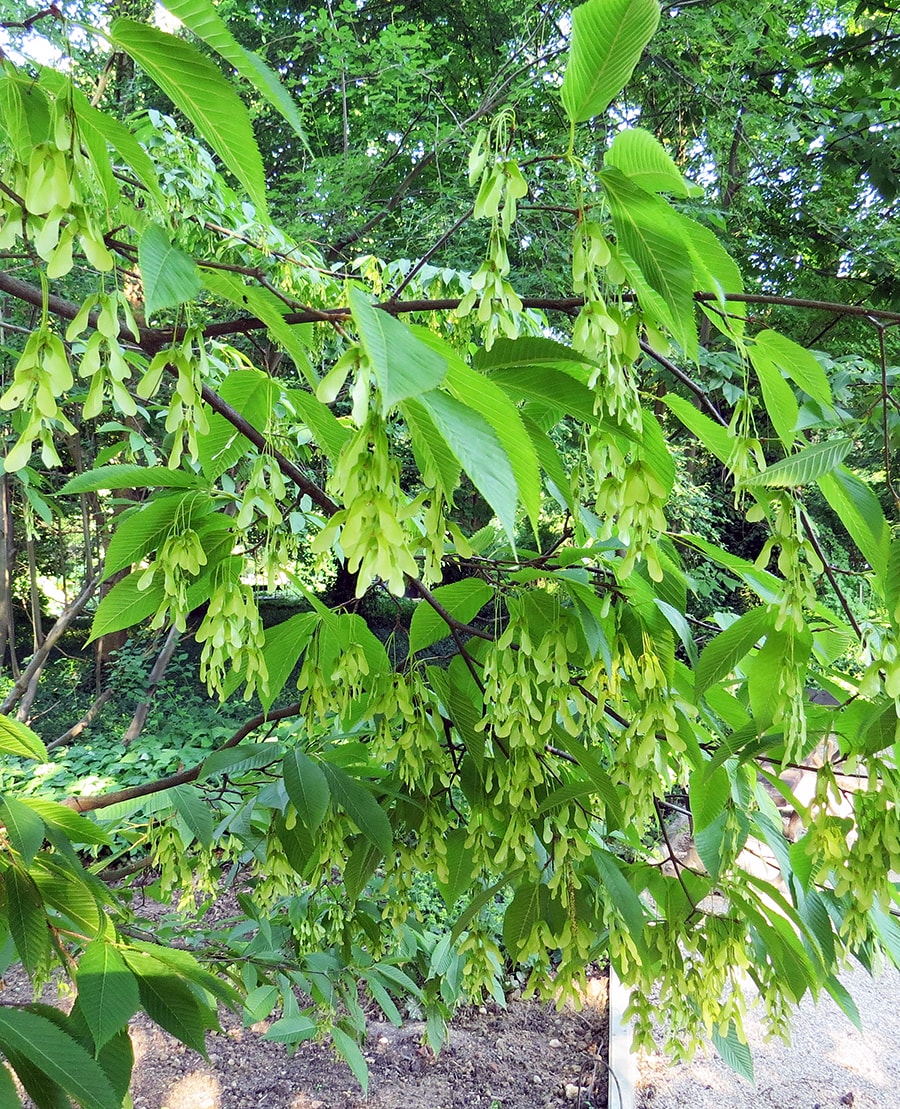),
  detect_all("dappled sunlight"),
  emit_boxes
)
[161,1071,221,1109]
[290,1094,329,1109]
[825,1027,890,1085]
